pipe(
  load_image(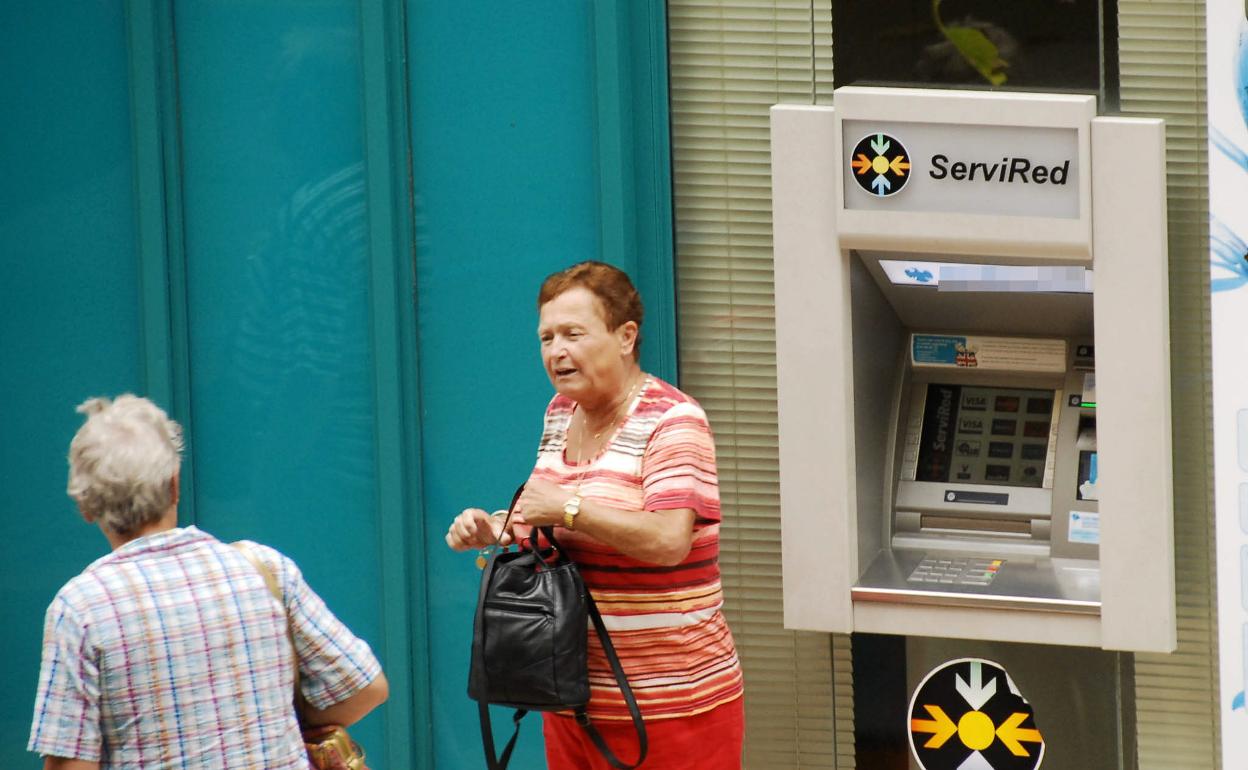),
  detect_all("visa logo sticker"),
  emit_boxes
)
[962,394,988,411]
